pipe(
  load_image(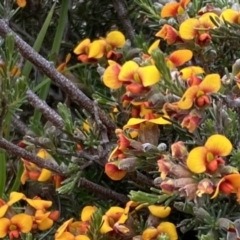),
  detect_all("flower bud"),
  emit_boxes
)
[171,141,188,160]
[118,133,130,150]
[160,179,176,194]
[142,143,158,152]
[171,164,192,178]
[174,178,195,188]
[157,143,167,151]
[196,178,214,197]
[153,177,162,186]
[158,158,173,180]
[179,183,198,200]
